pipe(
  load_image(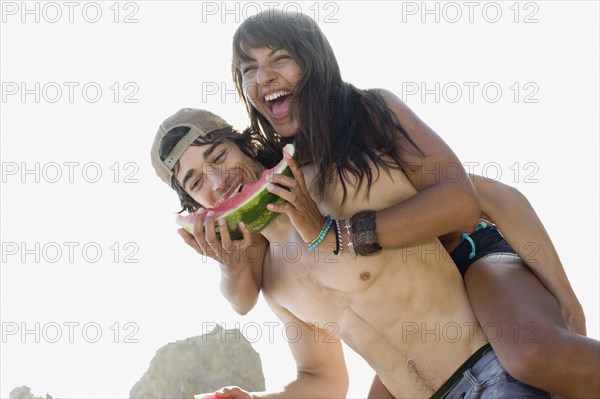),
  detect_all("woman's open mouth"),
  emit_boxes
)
[264,90,292,120]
